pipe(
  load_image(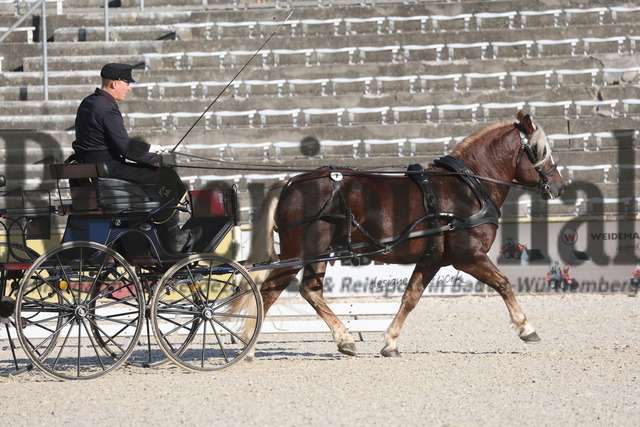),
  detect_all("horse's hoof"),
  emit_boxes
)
[380,346,401,357]
[338,342,357,356]
[521,332,541,343]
